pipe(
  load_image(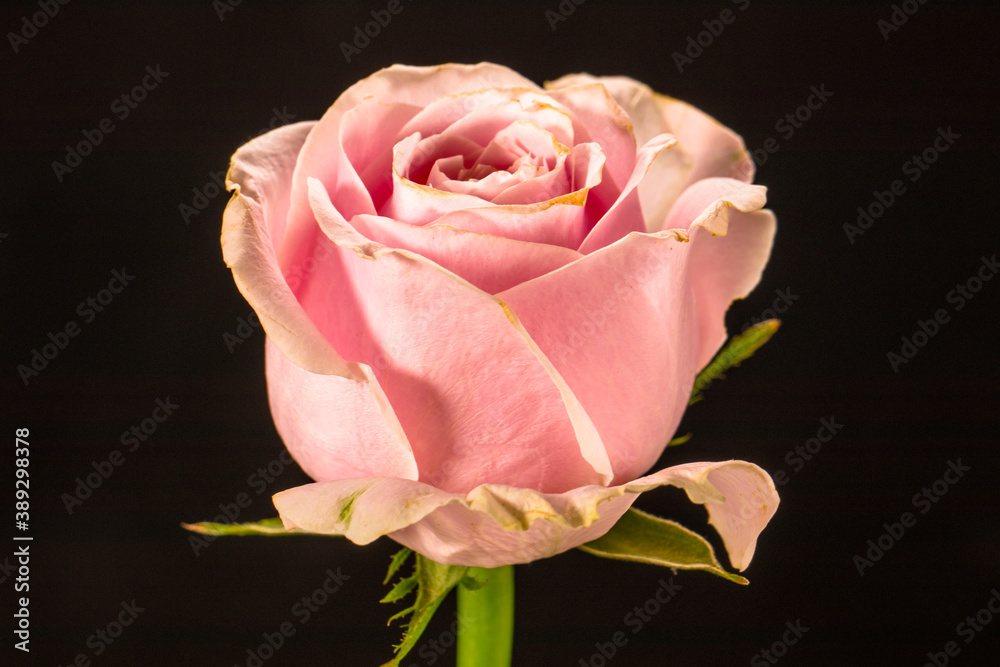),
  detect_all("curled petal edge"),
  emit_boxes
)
[272,459,777,570]
[222,121,364,381]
